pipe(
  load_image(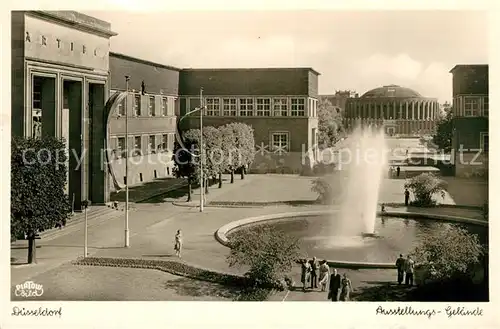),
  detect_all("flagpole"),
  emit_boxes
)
[199,87,204,212]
